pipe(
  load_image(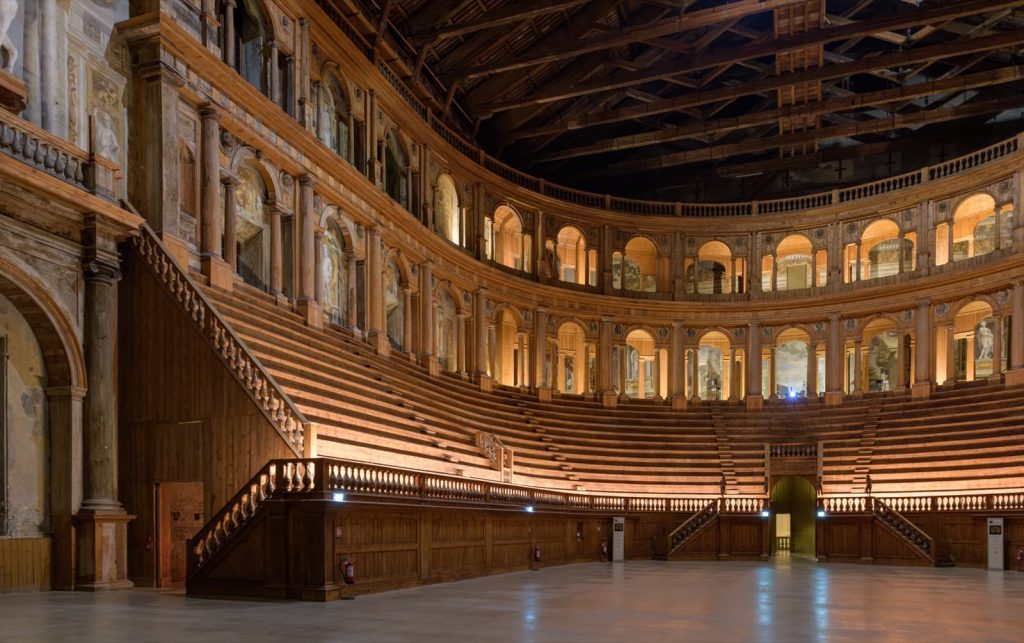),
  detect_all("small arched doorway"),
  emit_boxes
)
[771,476,817,559]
